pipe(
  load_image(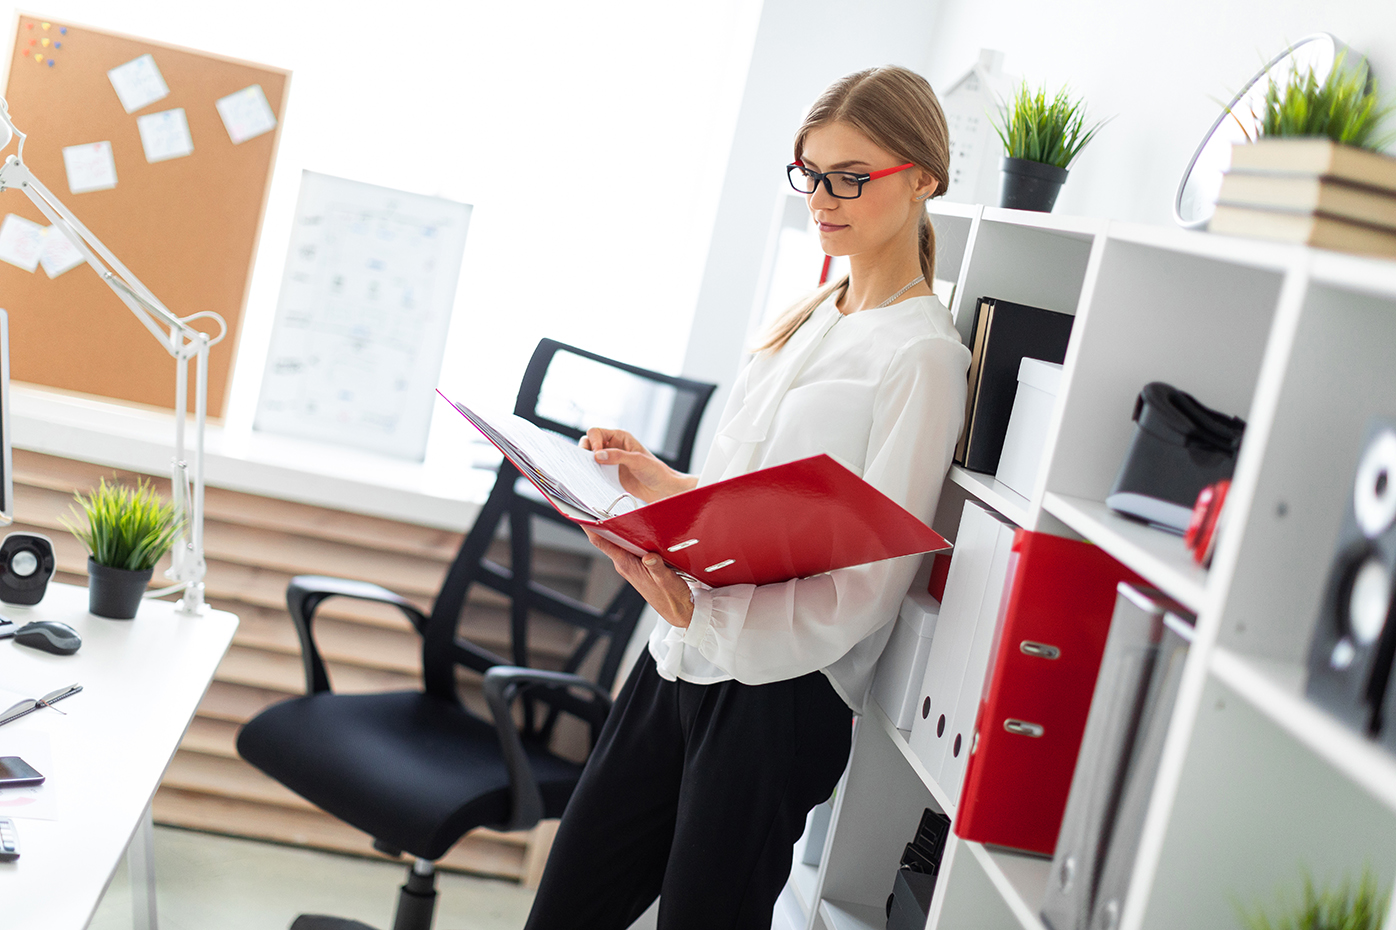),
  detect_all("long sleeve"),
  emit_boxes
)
[679,333,968,691]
